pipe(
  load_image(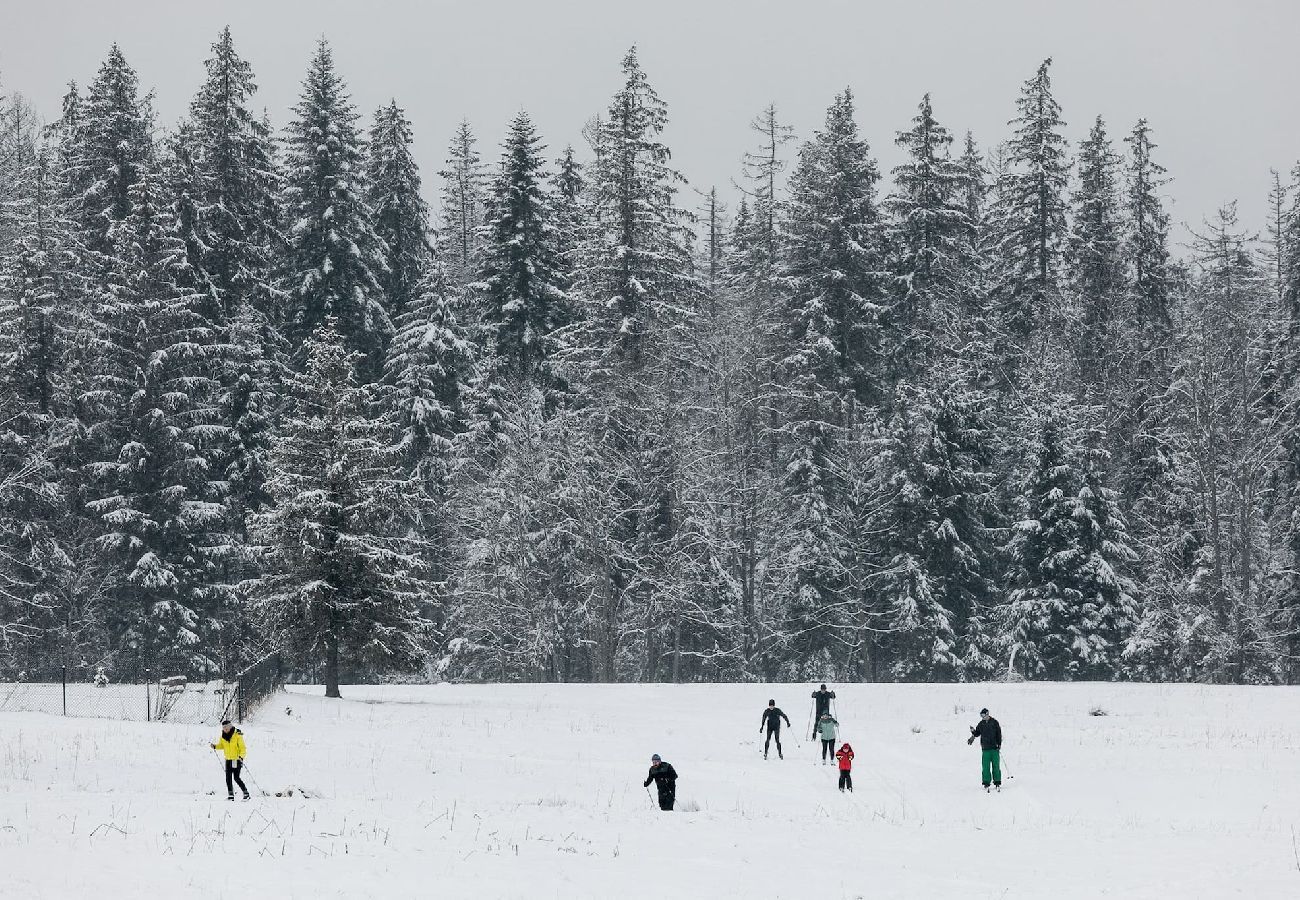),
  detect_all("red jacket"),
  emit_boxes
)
[836,744,853,771]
